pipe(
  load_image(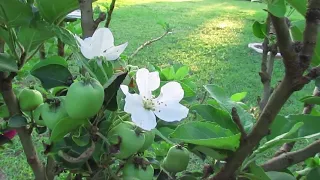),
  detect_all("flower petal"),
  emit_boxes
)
[92,28,114,54]
[75,35,85,47]
[120,85,129,95]
[131,108,157,131]
[75,35,96,59]
[157,82,184,103]
[123,93,144,114]
[103,42,128,60]
[154,102,189,122]
[148,71,160,91]
[80,46,95,59]
[122,92,157,131]
[136,68,152,98]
